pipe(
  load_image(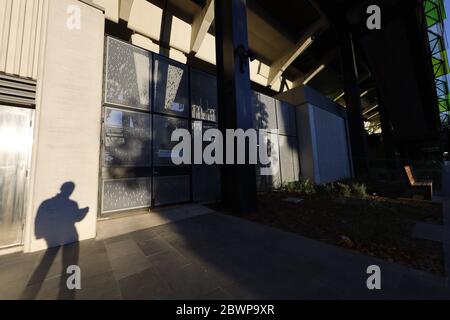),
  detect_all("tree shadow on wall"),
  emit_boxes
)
[20,182,88,300]
[254,92,282,191]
